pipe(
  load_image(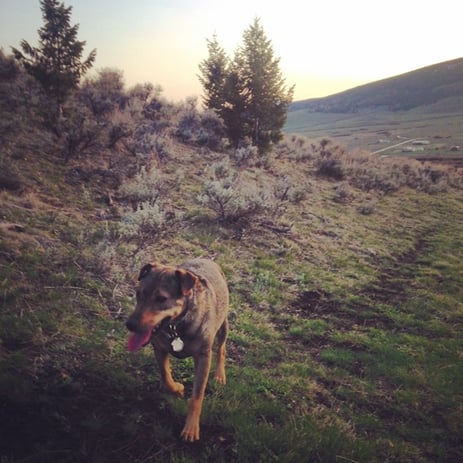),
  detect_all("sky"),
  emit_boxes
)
[0,0,461,102]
